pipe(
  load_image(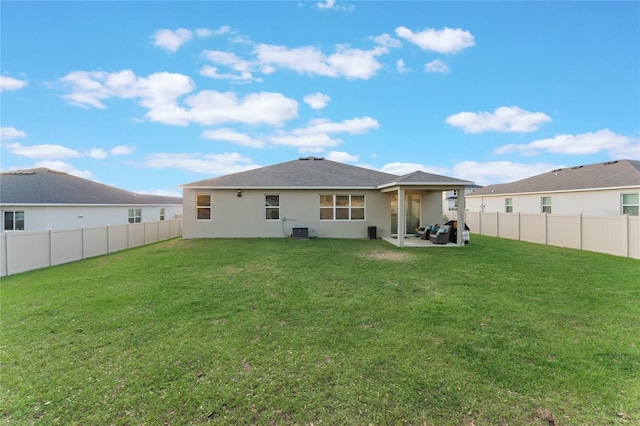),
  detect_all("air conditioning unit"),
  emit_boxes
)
[292,225,309,240]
